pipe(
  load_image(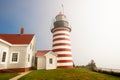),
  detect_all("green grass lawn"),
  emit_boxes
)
[0,73,18,80]
[19,68,120,80]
